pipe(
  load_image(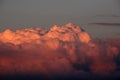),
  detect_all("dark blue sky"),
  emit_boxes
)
[0,0,120,30]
